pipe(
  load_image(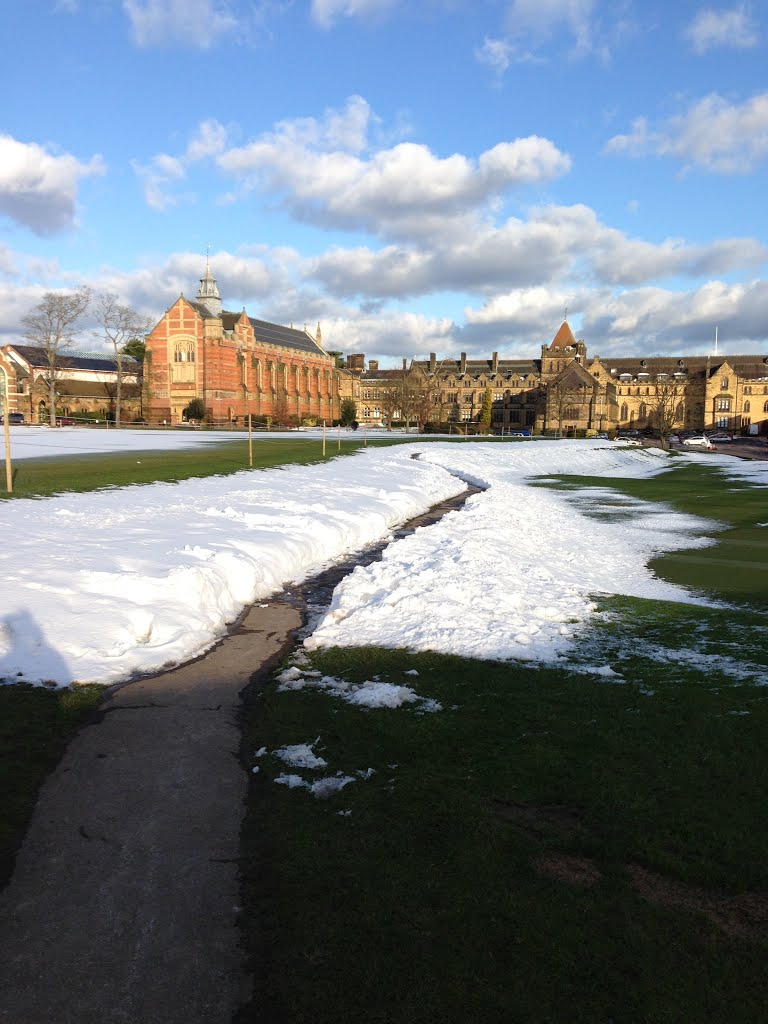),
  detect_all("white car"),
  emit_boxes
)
[682,435,713,448]
[707,432,732,442]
